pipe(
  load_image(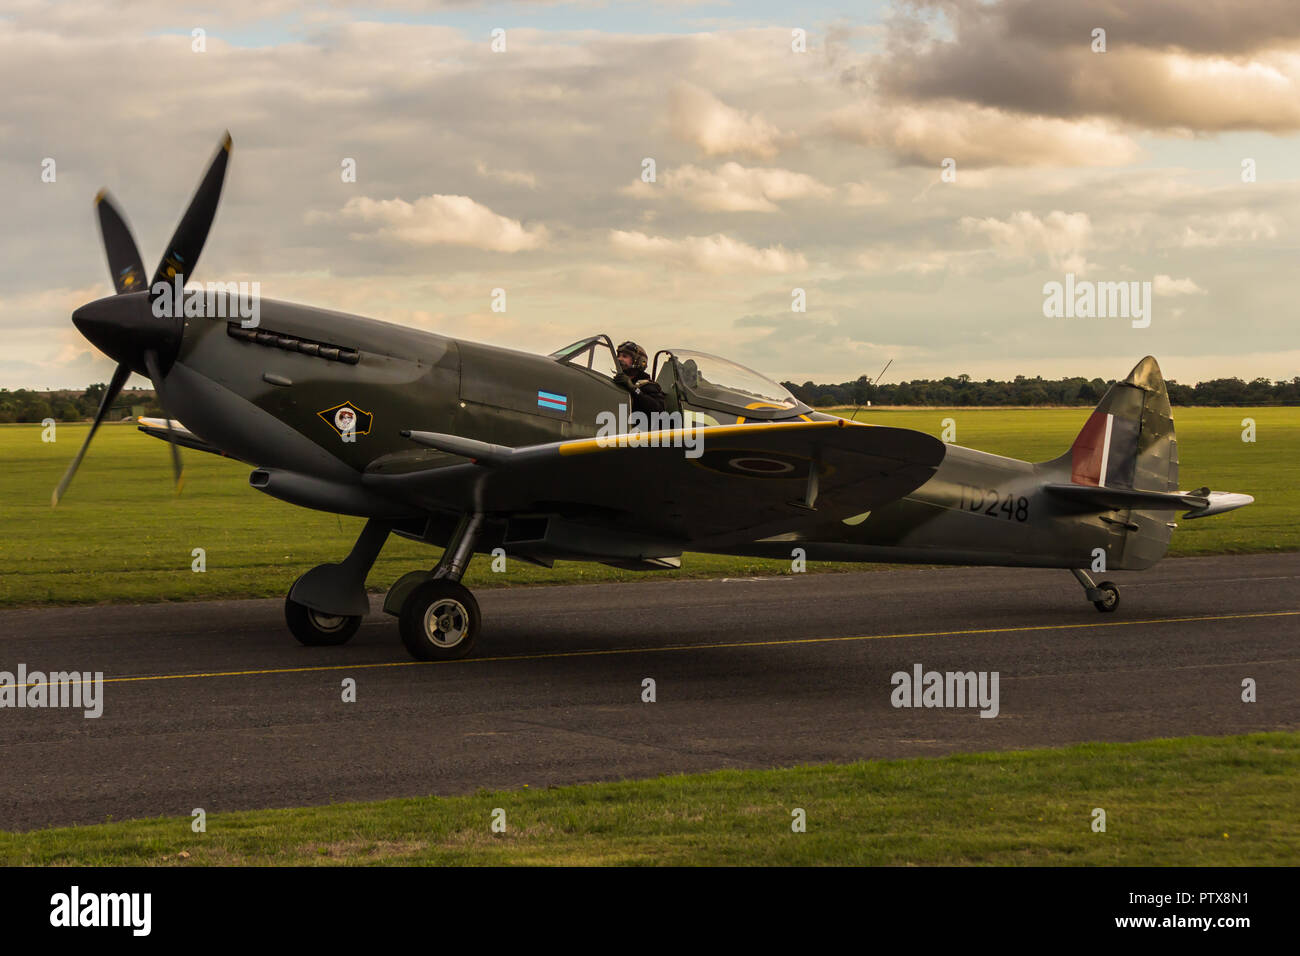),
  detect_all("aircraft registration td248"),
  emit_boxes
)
[55,133,1255,661]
